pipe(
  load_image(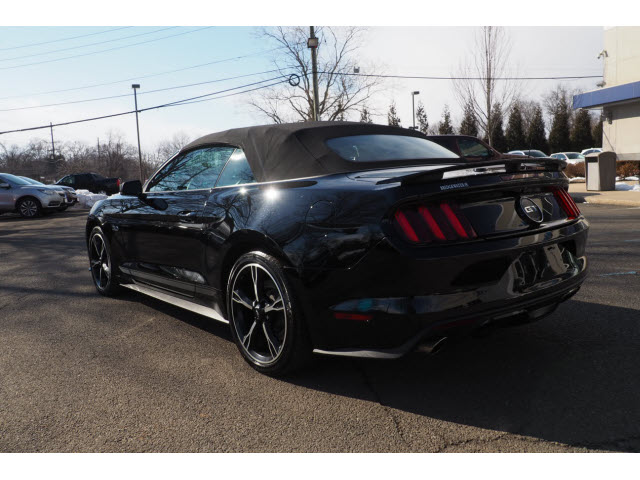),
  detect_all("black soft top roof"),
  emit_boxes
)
[182,121,453,182]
